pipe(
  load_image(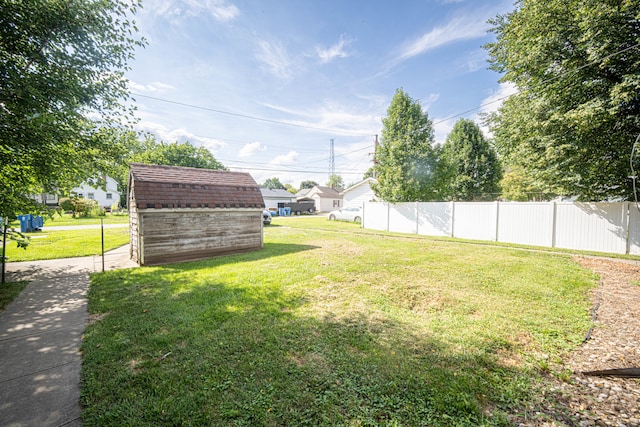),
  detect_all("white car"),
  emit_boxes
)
[328,206,362,223]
